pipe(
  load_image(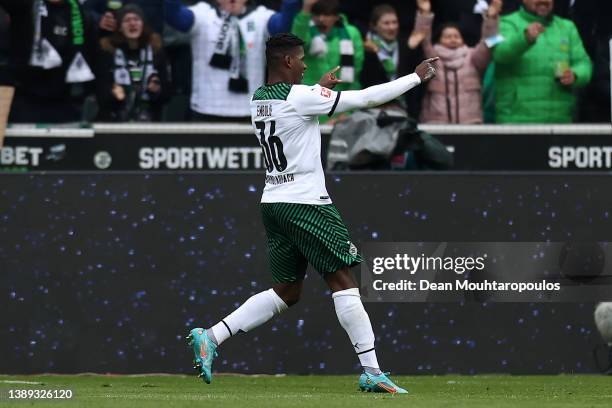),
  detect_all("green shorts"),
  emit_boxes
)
[260,203,363,283]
